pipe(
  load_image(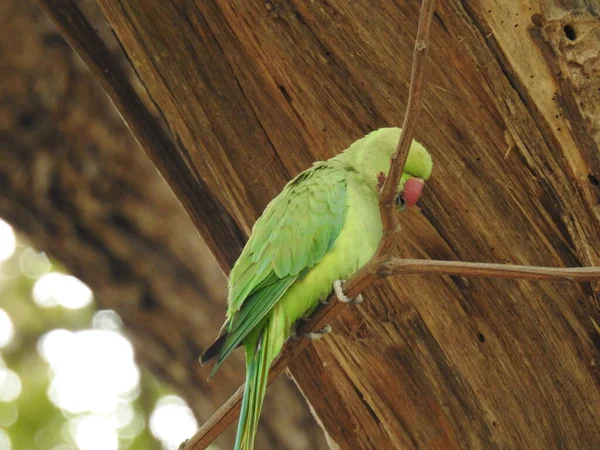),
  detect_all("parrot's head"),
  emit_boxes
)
[333,127,433,208]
